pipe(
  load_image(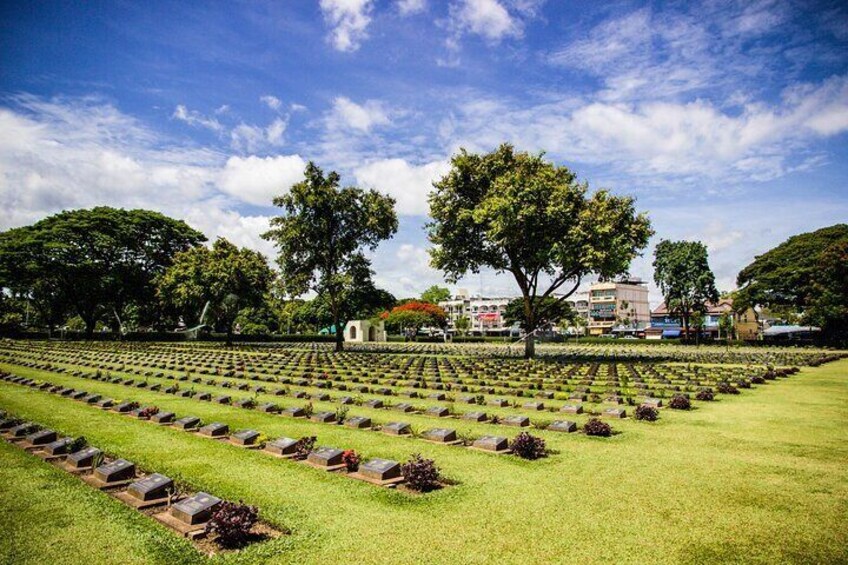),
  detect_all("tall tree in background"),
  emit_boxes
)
[504,296,572,333]
[428,144,652,358]
[157,238,274,345]
[804,239,848,345]
[0,207,205,336]
[263,162,398,351]
[420,285,451,304]
[653,240,719,343]
[736,224,848,345]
